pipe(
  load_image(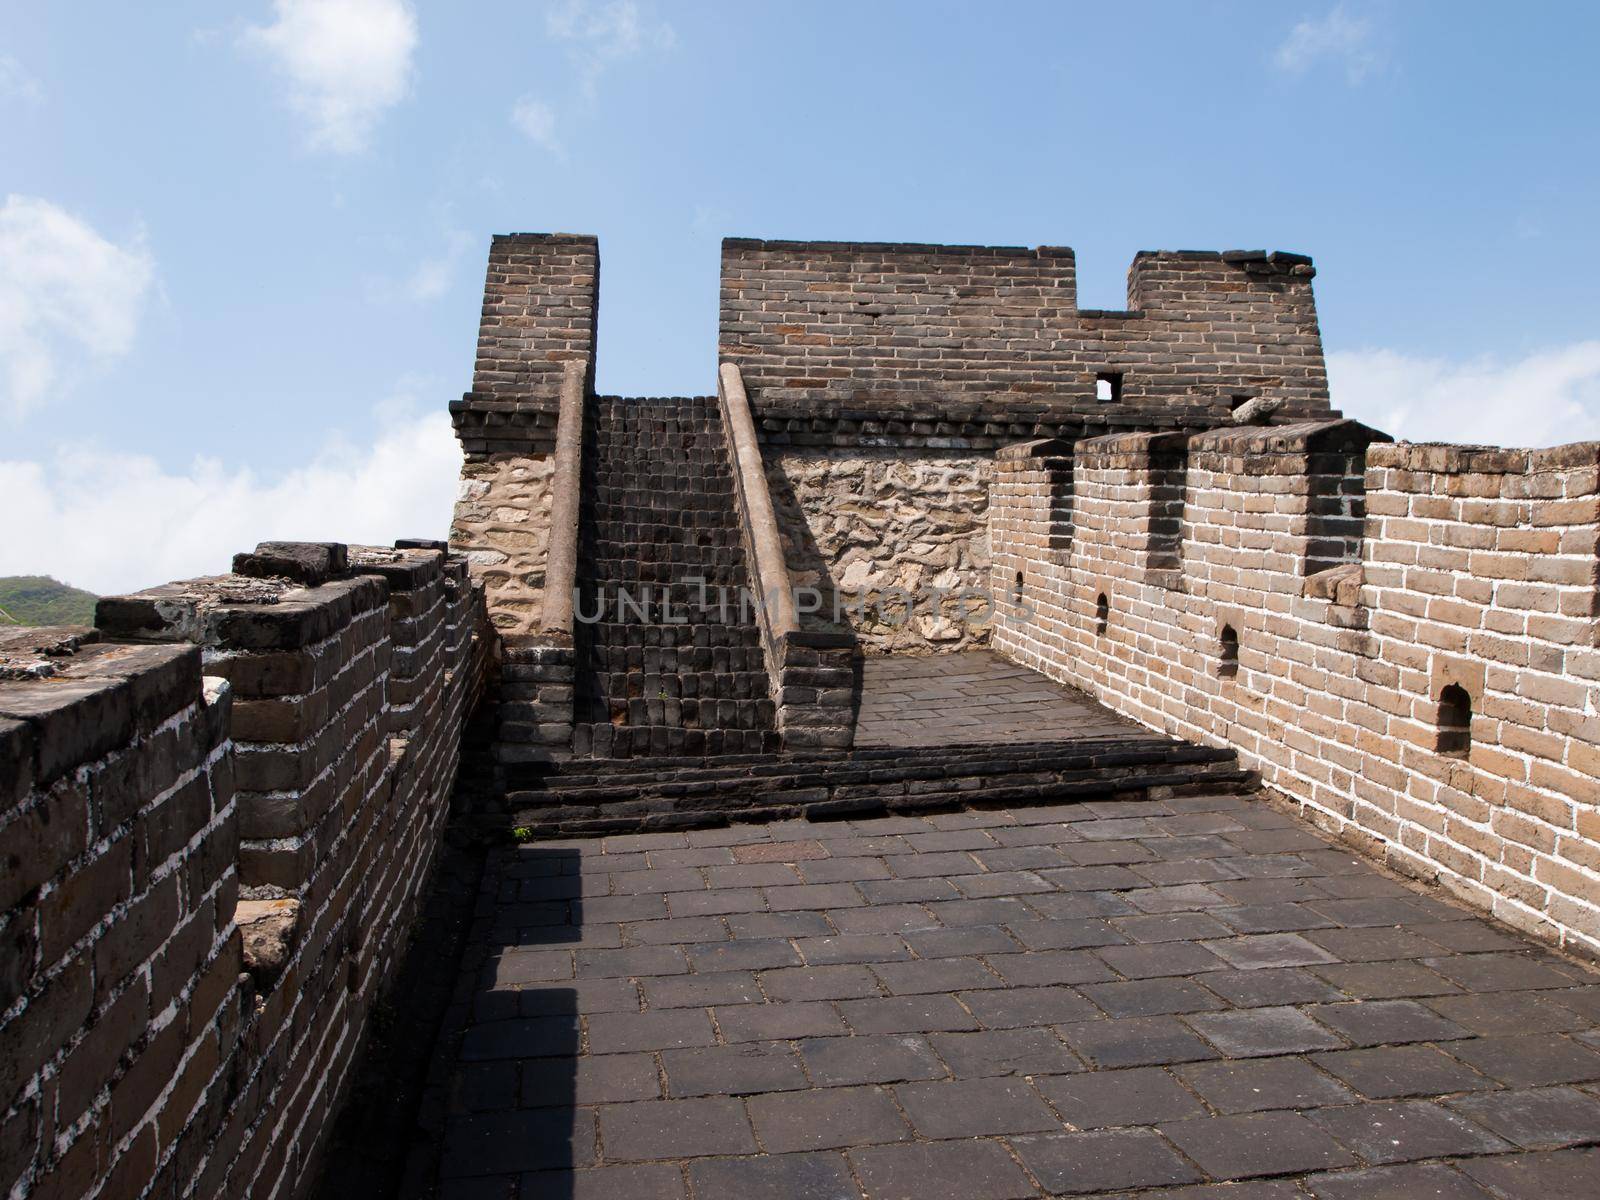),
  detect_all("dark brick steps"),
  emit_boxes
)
[503,736,1252,836]
[574,394,776,759]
